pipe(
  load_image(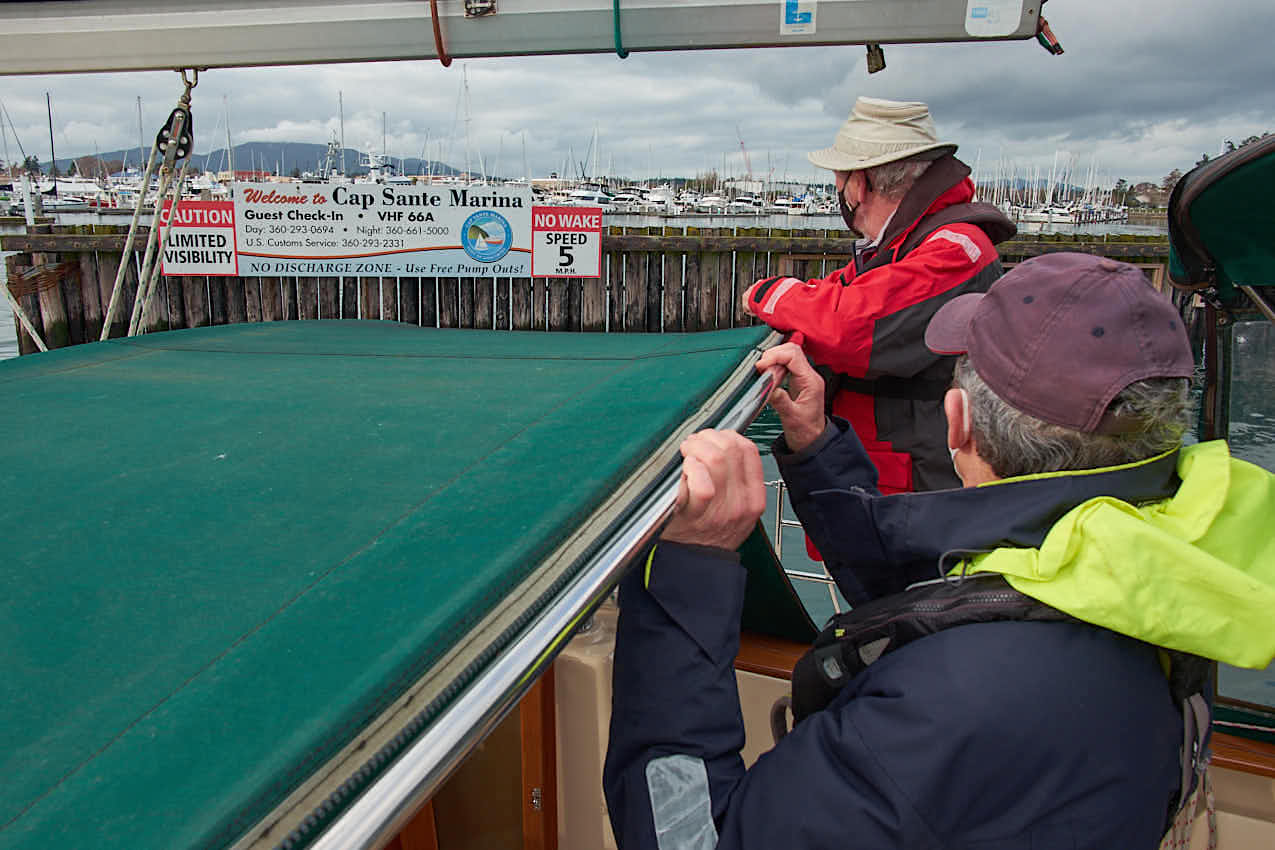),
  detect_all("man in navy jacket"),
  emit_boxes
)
[599,255,1257,849]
